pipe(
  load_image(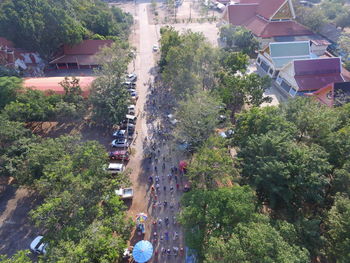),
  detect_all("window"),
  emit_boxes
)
[280,80,291,93]
[269,68,274,75]
[260,60,270,72]
[257,57,261,64]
